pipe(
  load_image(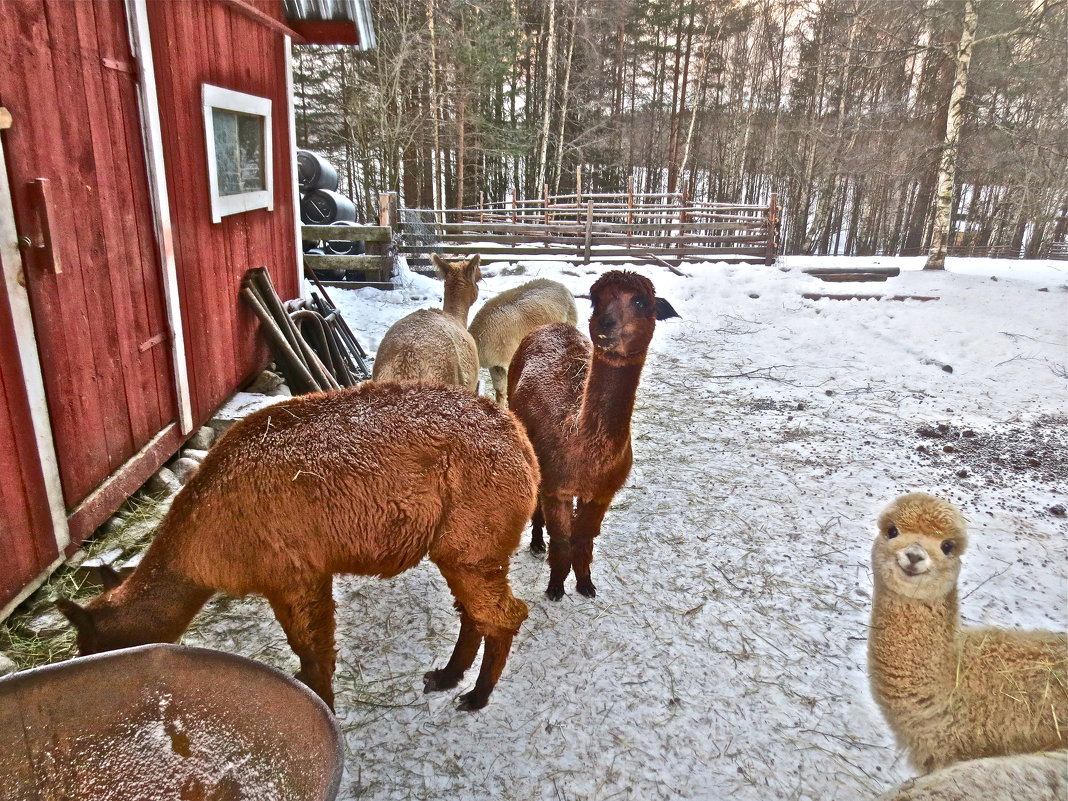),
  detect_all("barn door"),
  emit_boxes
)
[0,0,178,512]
